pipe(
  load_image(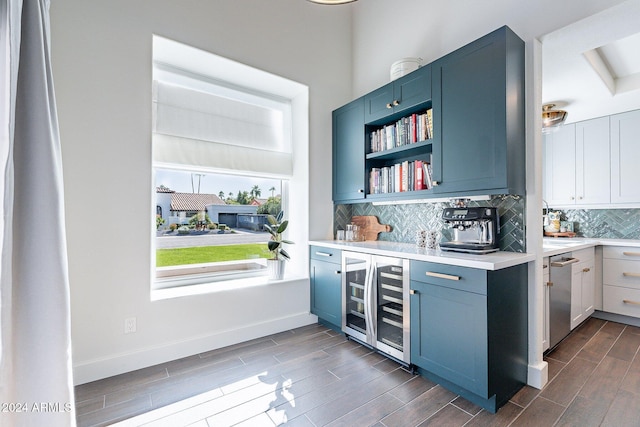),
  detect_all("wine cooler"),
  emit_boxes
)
[342,251,410,365]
